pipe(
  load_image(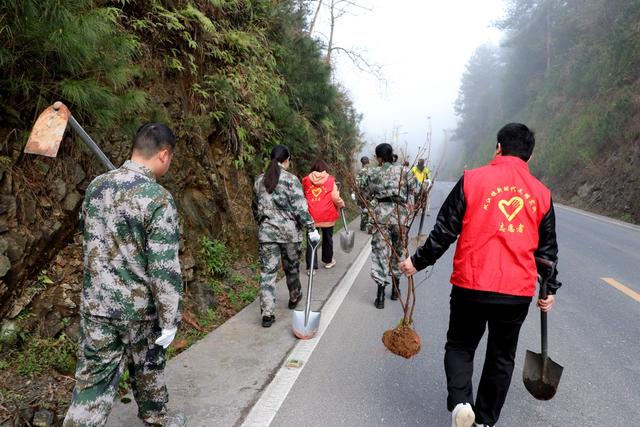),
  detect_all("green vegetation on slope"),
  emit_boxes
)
[0,0,360,174]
